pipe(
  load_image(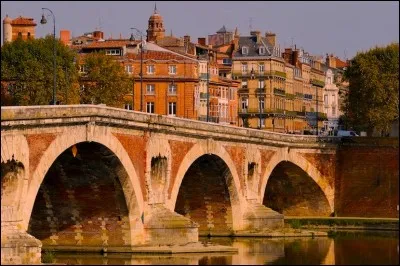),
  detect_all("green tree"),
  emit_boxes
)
[344,43,399,136]
[78,52,132,107]
[1,36,80,106]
